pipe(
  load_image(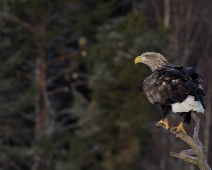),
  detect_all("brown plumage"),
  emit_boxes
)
[134,52,206,133]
